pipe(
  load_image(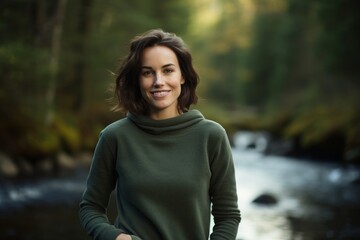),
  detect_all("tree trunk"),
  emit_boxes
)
[72,0,93,112]
[45,0,67,125]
